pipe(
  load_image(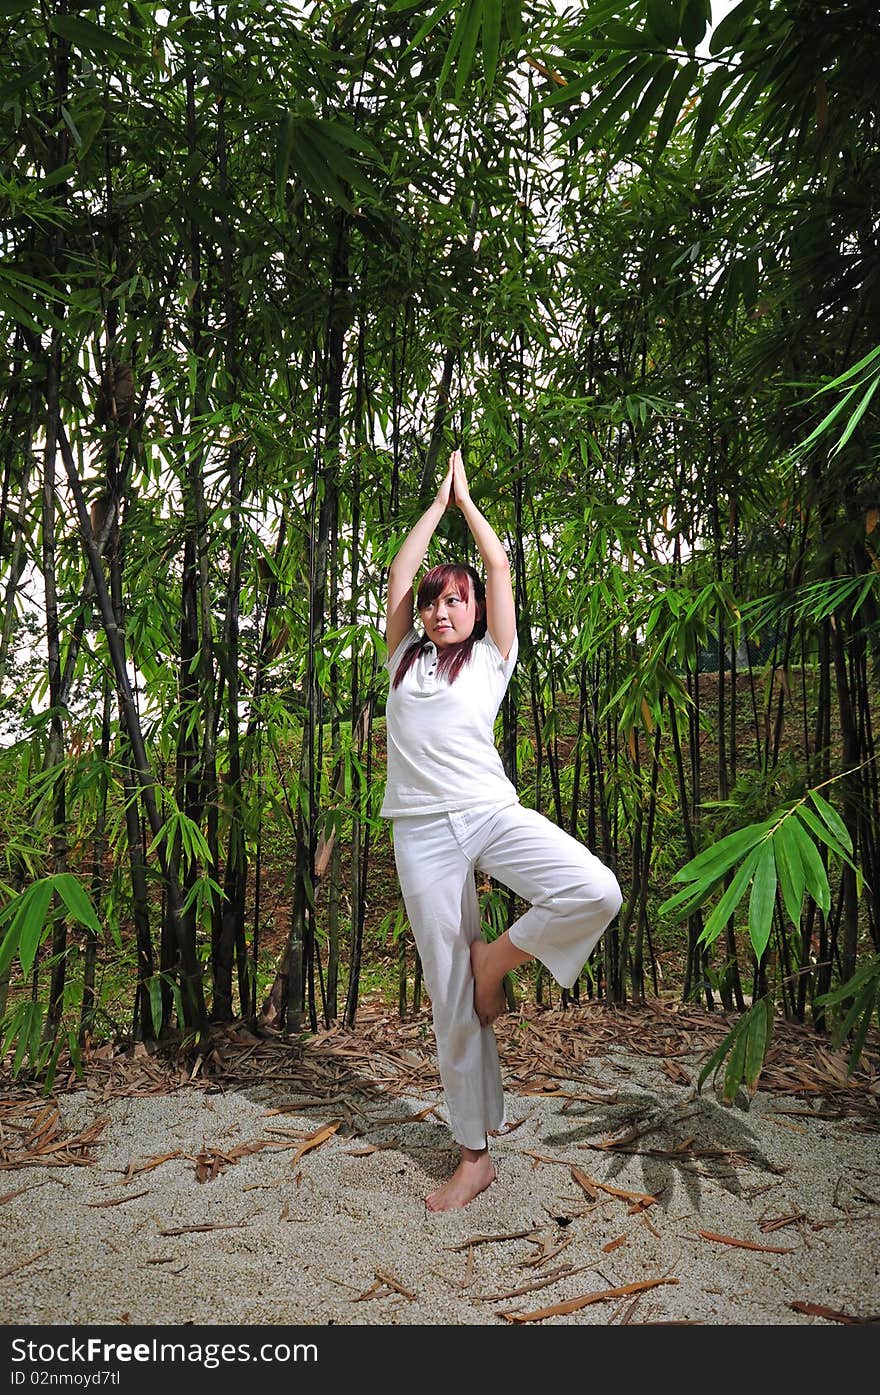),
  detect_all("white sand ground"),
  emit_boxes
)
[2,1036,878,1328]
